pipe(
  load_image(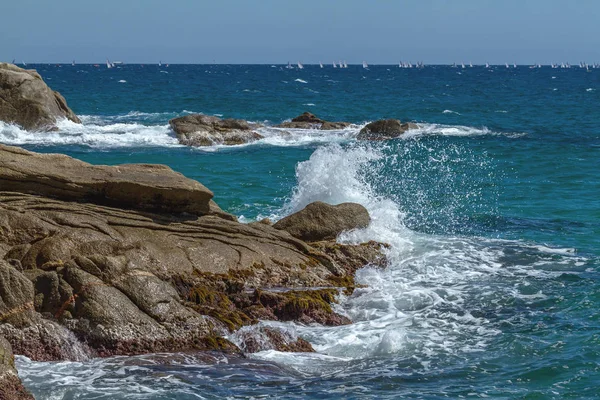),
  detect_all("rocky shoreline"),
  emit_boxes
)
[0,144,388,397]
[0,63,395,398]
